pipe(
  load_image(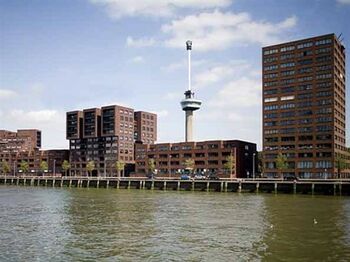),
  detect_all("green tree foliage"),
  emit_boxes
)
[1,161,11,175]
[115,161,125,178]
[20,161,29,175]
[183,158,195,170]
[62,160,71,176]
[335,155,347,178]
[223,155,235,177]
[86,161,95,176]
[40,161,48,173]
[148,159,156,174]
[276,153,288,178]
